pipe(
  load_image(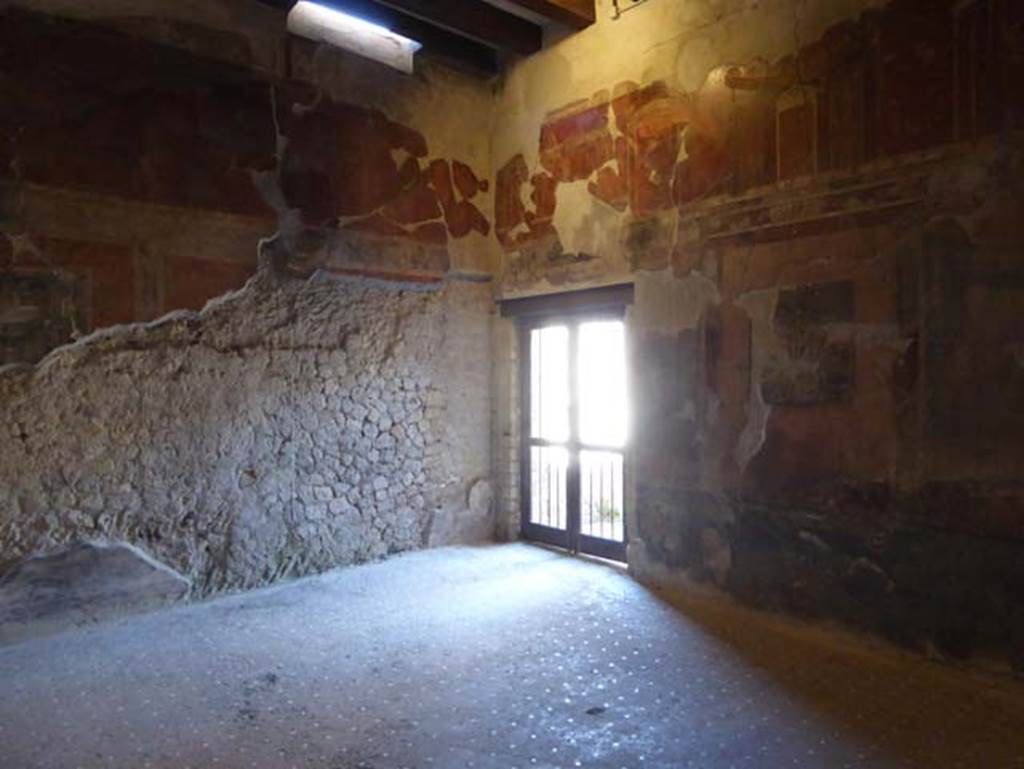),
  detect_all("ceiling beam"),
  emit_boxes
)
[329,0,500,75]
[371,0,542,55]
[498,0,595,29]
